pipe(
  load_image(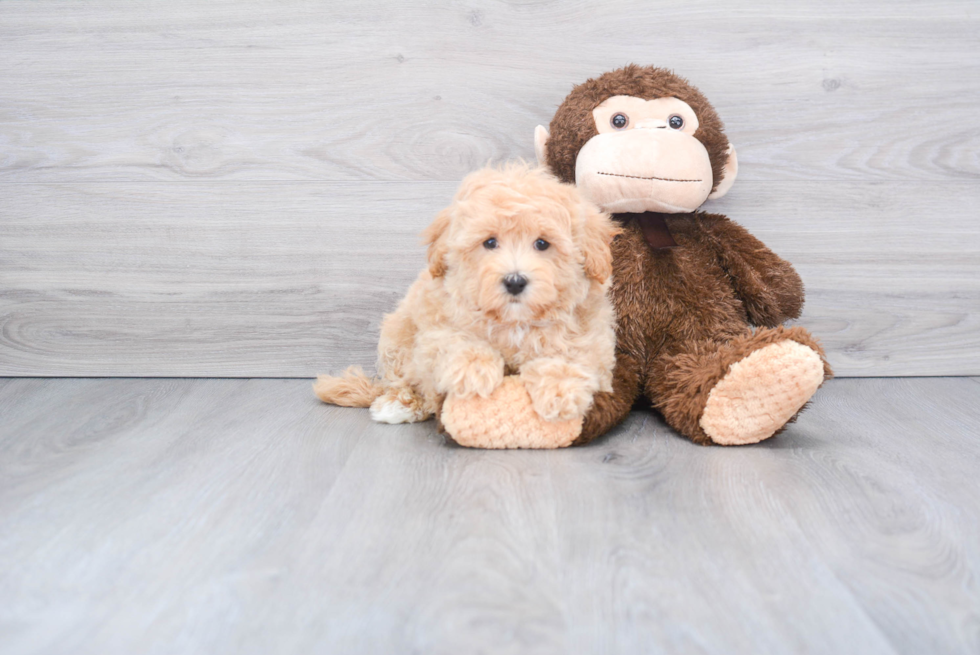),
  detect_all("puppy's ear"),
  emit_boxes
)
[421,208,452,278]
[578,202,620,284]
